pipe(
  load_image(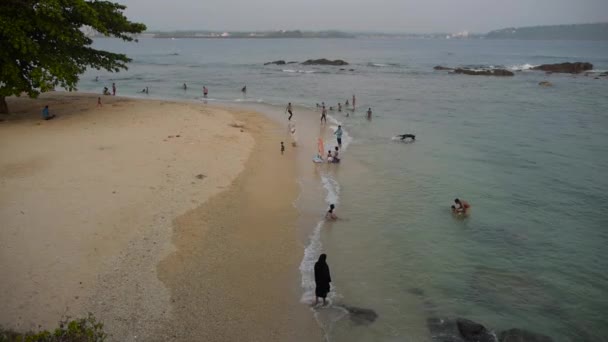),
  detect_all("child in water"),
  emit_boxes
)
[326,204,337,220]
